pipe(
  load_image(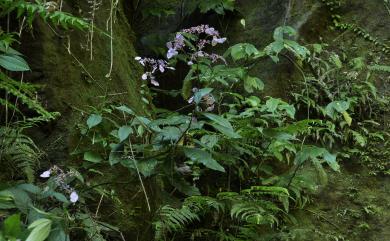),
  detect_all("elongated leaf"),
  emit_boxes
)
[116,105,135,115]
[209,122,241,138]
[0,54,30,71]
[203,113,233,129]
[183,147,225,172]
[83,151,102,163]
[26,218,52,241]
